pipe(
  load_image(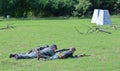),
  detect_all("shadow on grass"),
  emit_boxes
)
[0,16,92,21]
